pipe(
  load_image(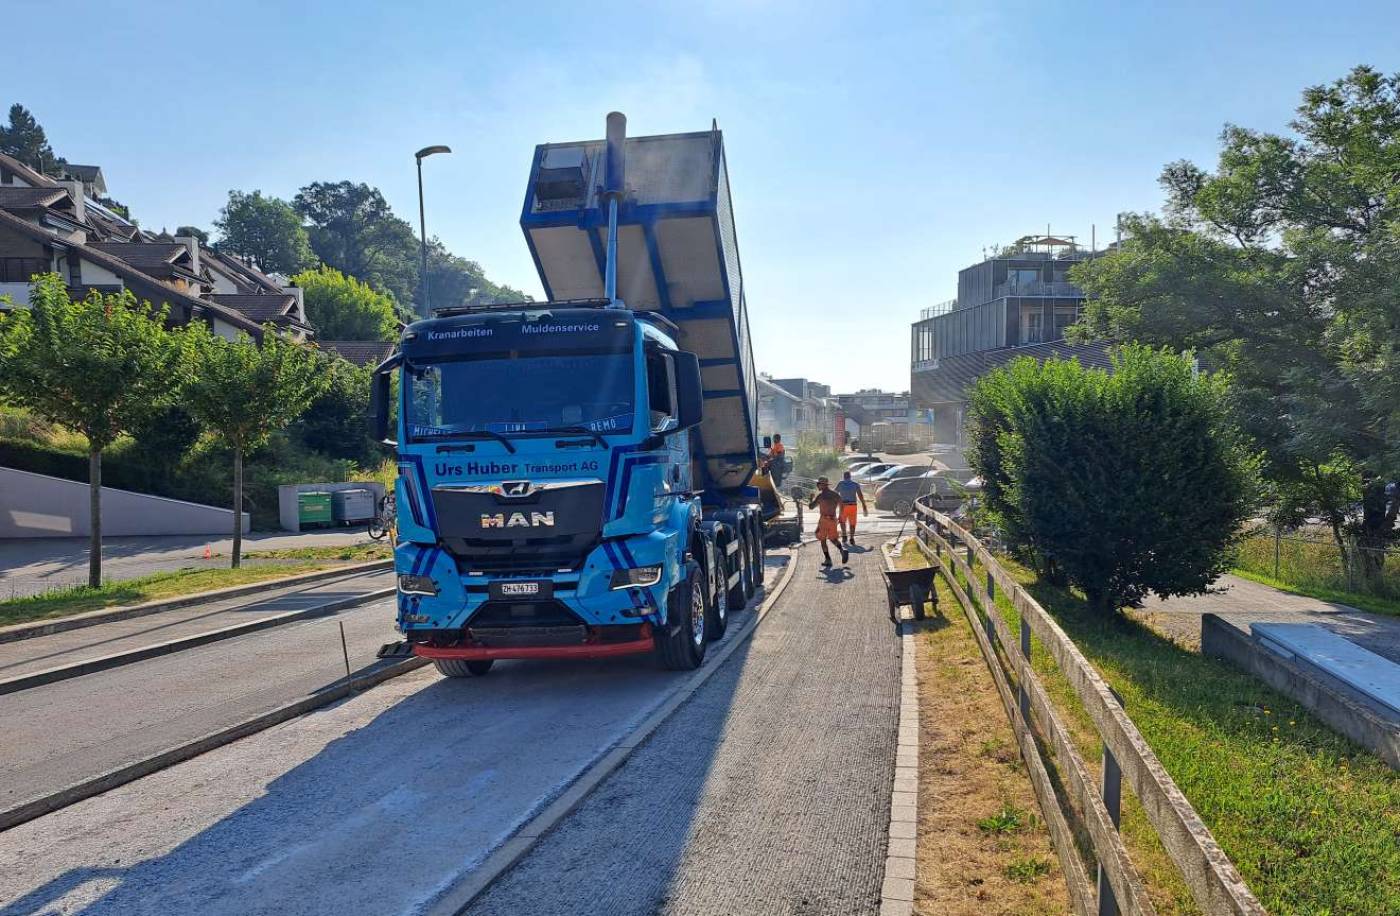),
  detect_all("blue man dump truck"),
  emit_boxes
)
[372,113,782,676]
